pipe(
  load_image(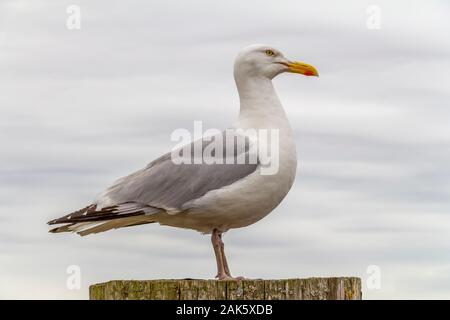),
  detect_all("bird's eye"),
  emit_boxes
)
[265,50,275,56]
